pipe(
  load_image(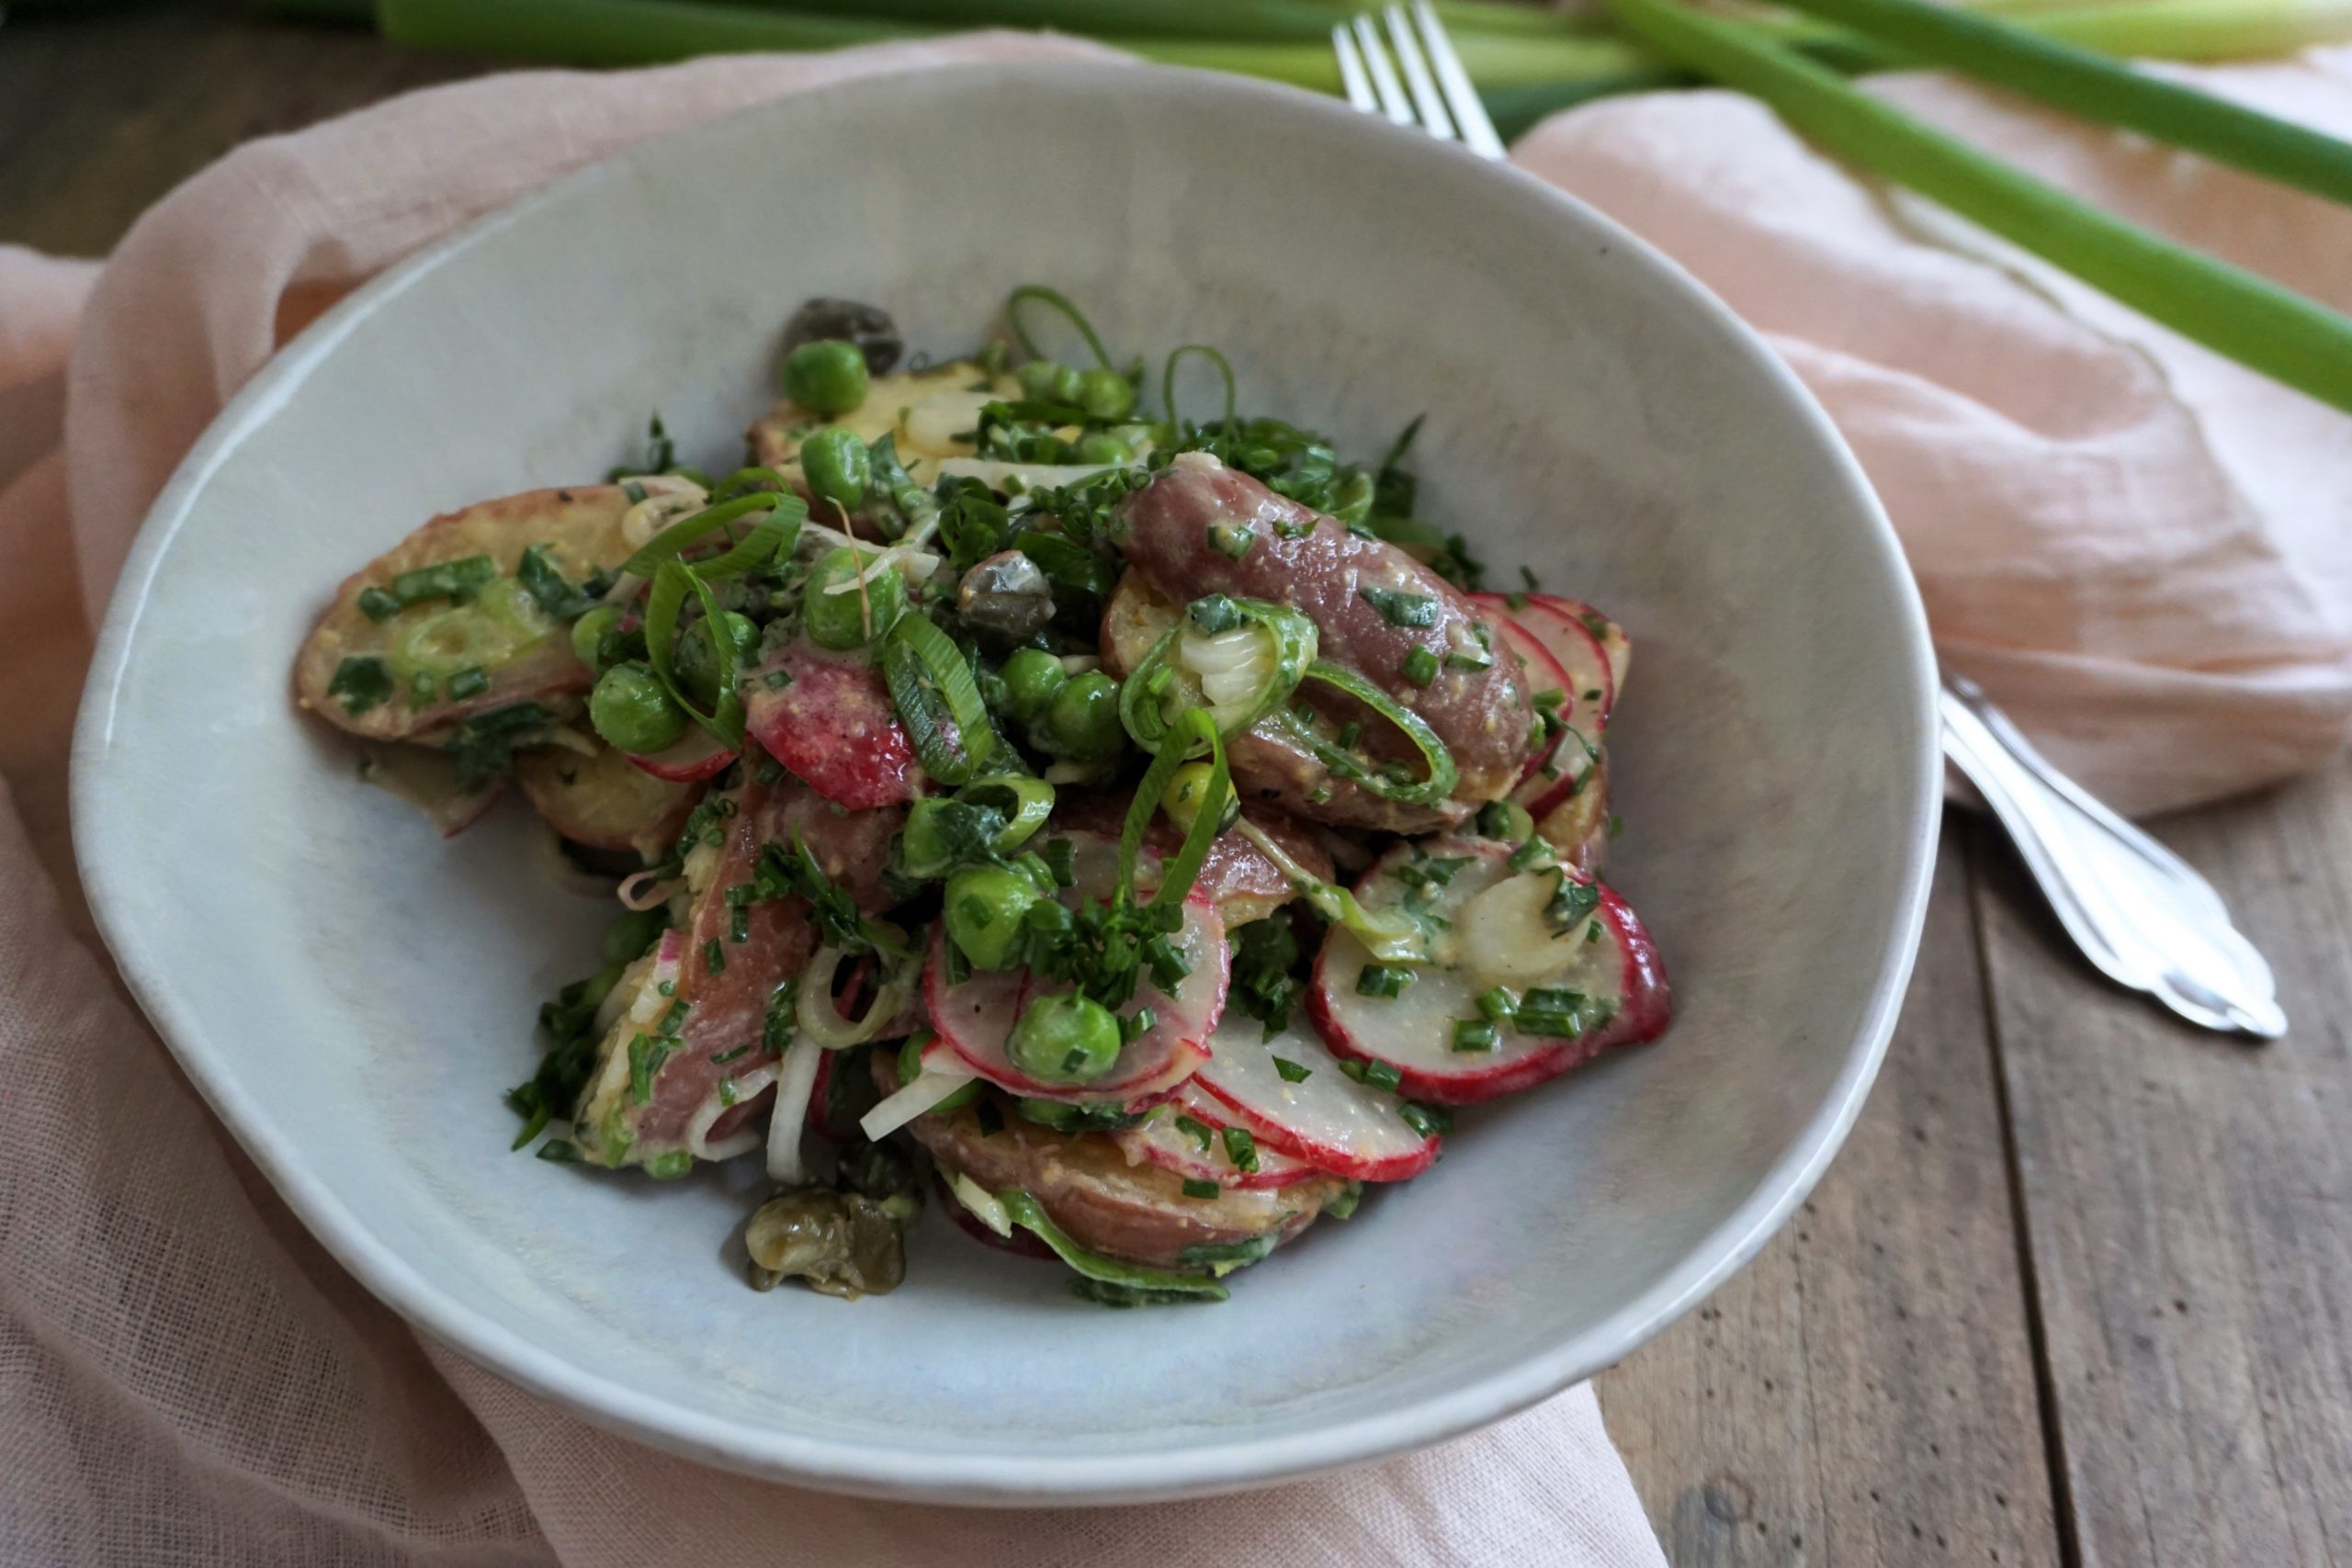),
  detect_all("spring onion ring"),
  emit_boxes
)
[955,774,1055,852]
[1273,660,1458,808]
[1230,818,1430,964]
[1160,344,1238,432]
[796,944,919,1050]
[1119,709,1231,915]
[644,562,746,747]
[1006,284,1114,370]
[621,493,778,580]
[880,613,996,786]
[692,494,807,580]
[1118,597,1316,750]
